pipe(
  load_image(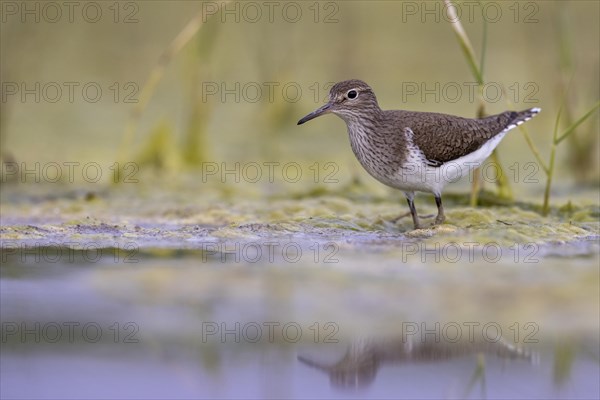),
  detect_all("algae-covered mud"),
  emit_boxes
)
[1,180,599,399]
